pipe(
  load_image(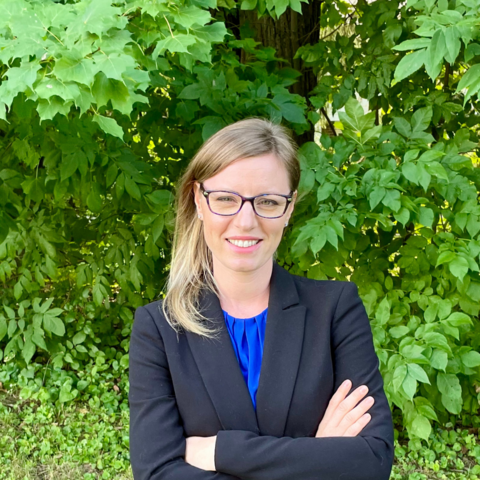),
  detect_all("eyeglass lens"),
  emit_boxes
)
[208,192,287,218]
